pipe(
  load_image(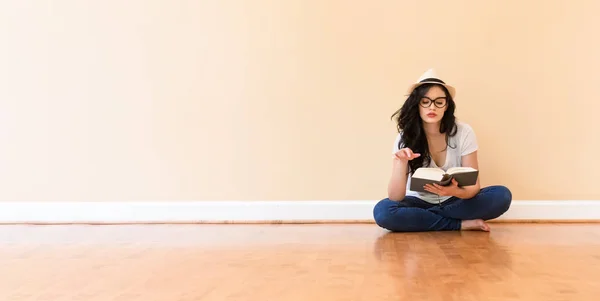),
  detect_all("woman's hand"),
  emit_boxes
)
[394,148,420,162]
[423,179,460,197]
